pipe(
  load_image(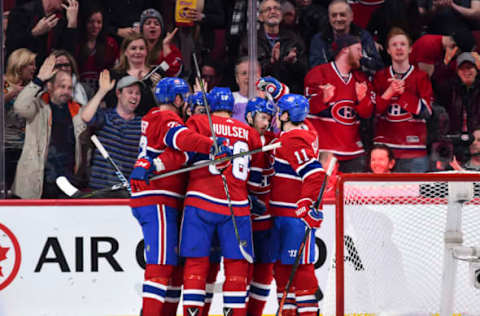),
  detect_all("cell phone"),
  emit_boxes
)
[142,61,170,81]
